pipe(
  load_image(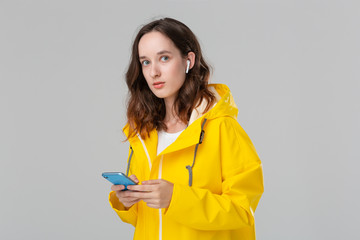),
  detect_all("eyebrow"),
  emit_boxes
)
[139,50,172,60]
